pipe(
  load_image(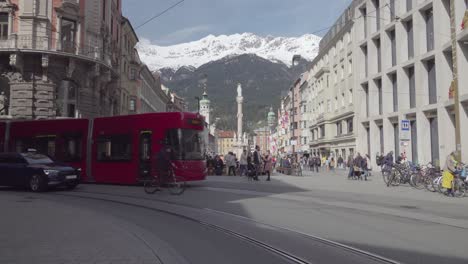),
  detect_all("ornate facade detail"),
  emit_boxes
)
[66,59,76,79]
